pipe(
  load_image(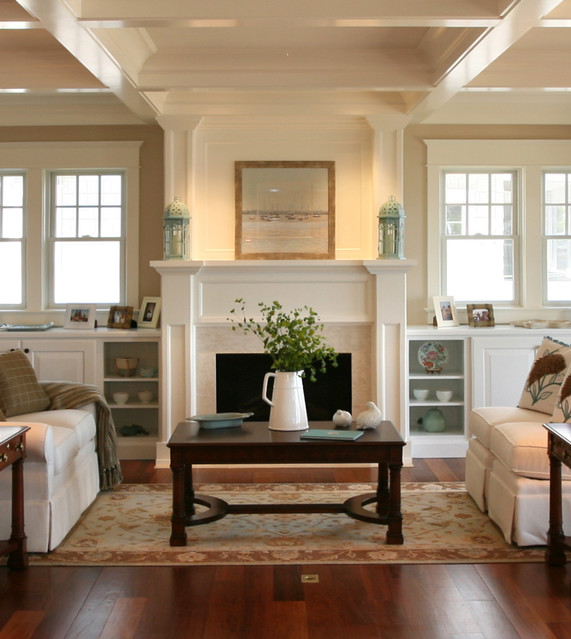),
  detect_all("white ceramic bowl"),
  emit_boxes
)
[413,388,429,400]
[113,392,129,405]
[436,389,453,402]
[138,390,153,404]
